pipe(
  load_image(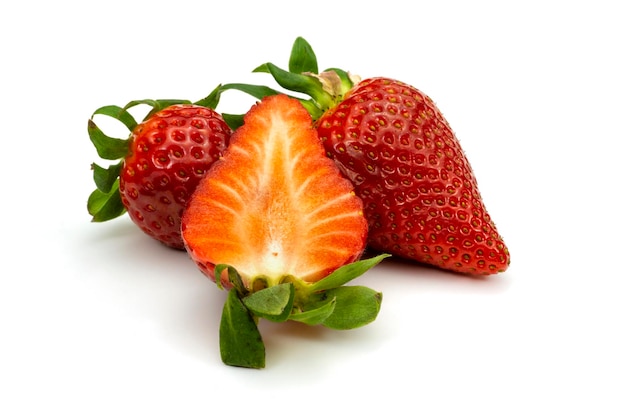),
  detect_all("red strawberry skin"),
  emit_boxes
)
[181,94,368,289]
[119,104,231,249]
[316,78,509,275]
